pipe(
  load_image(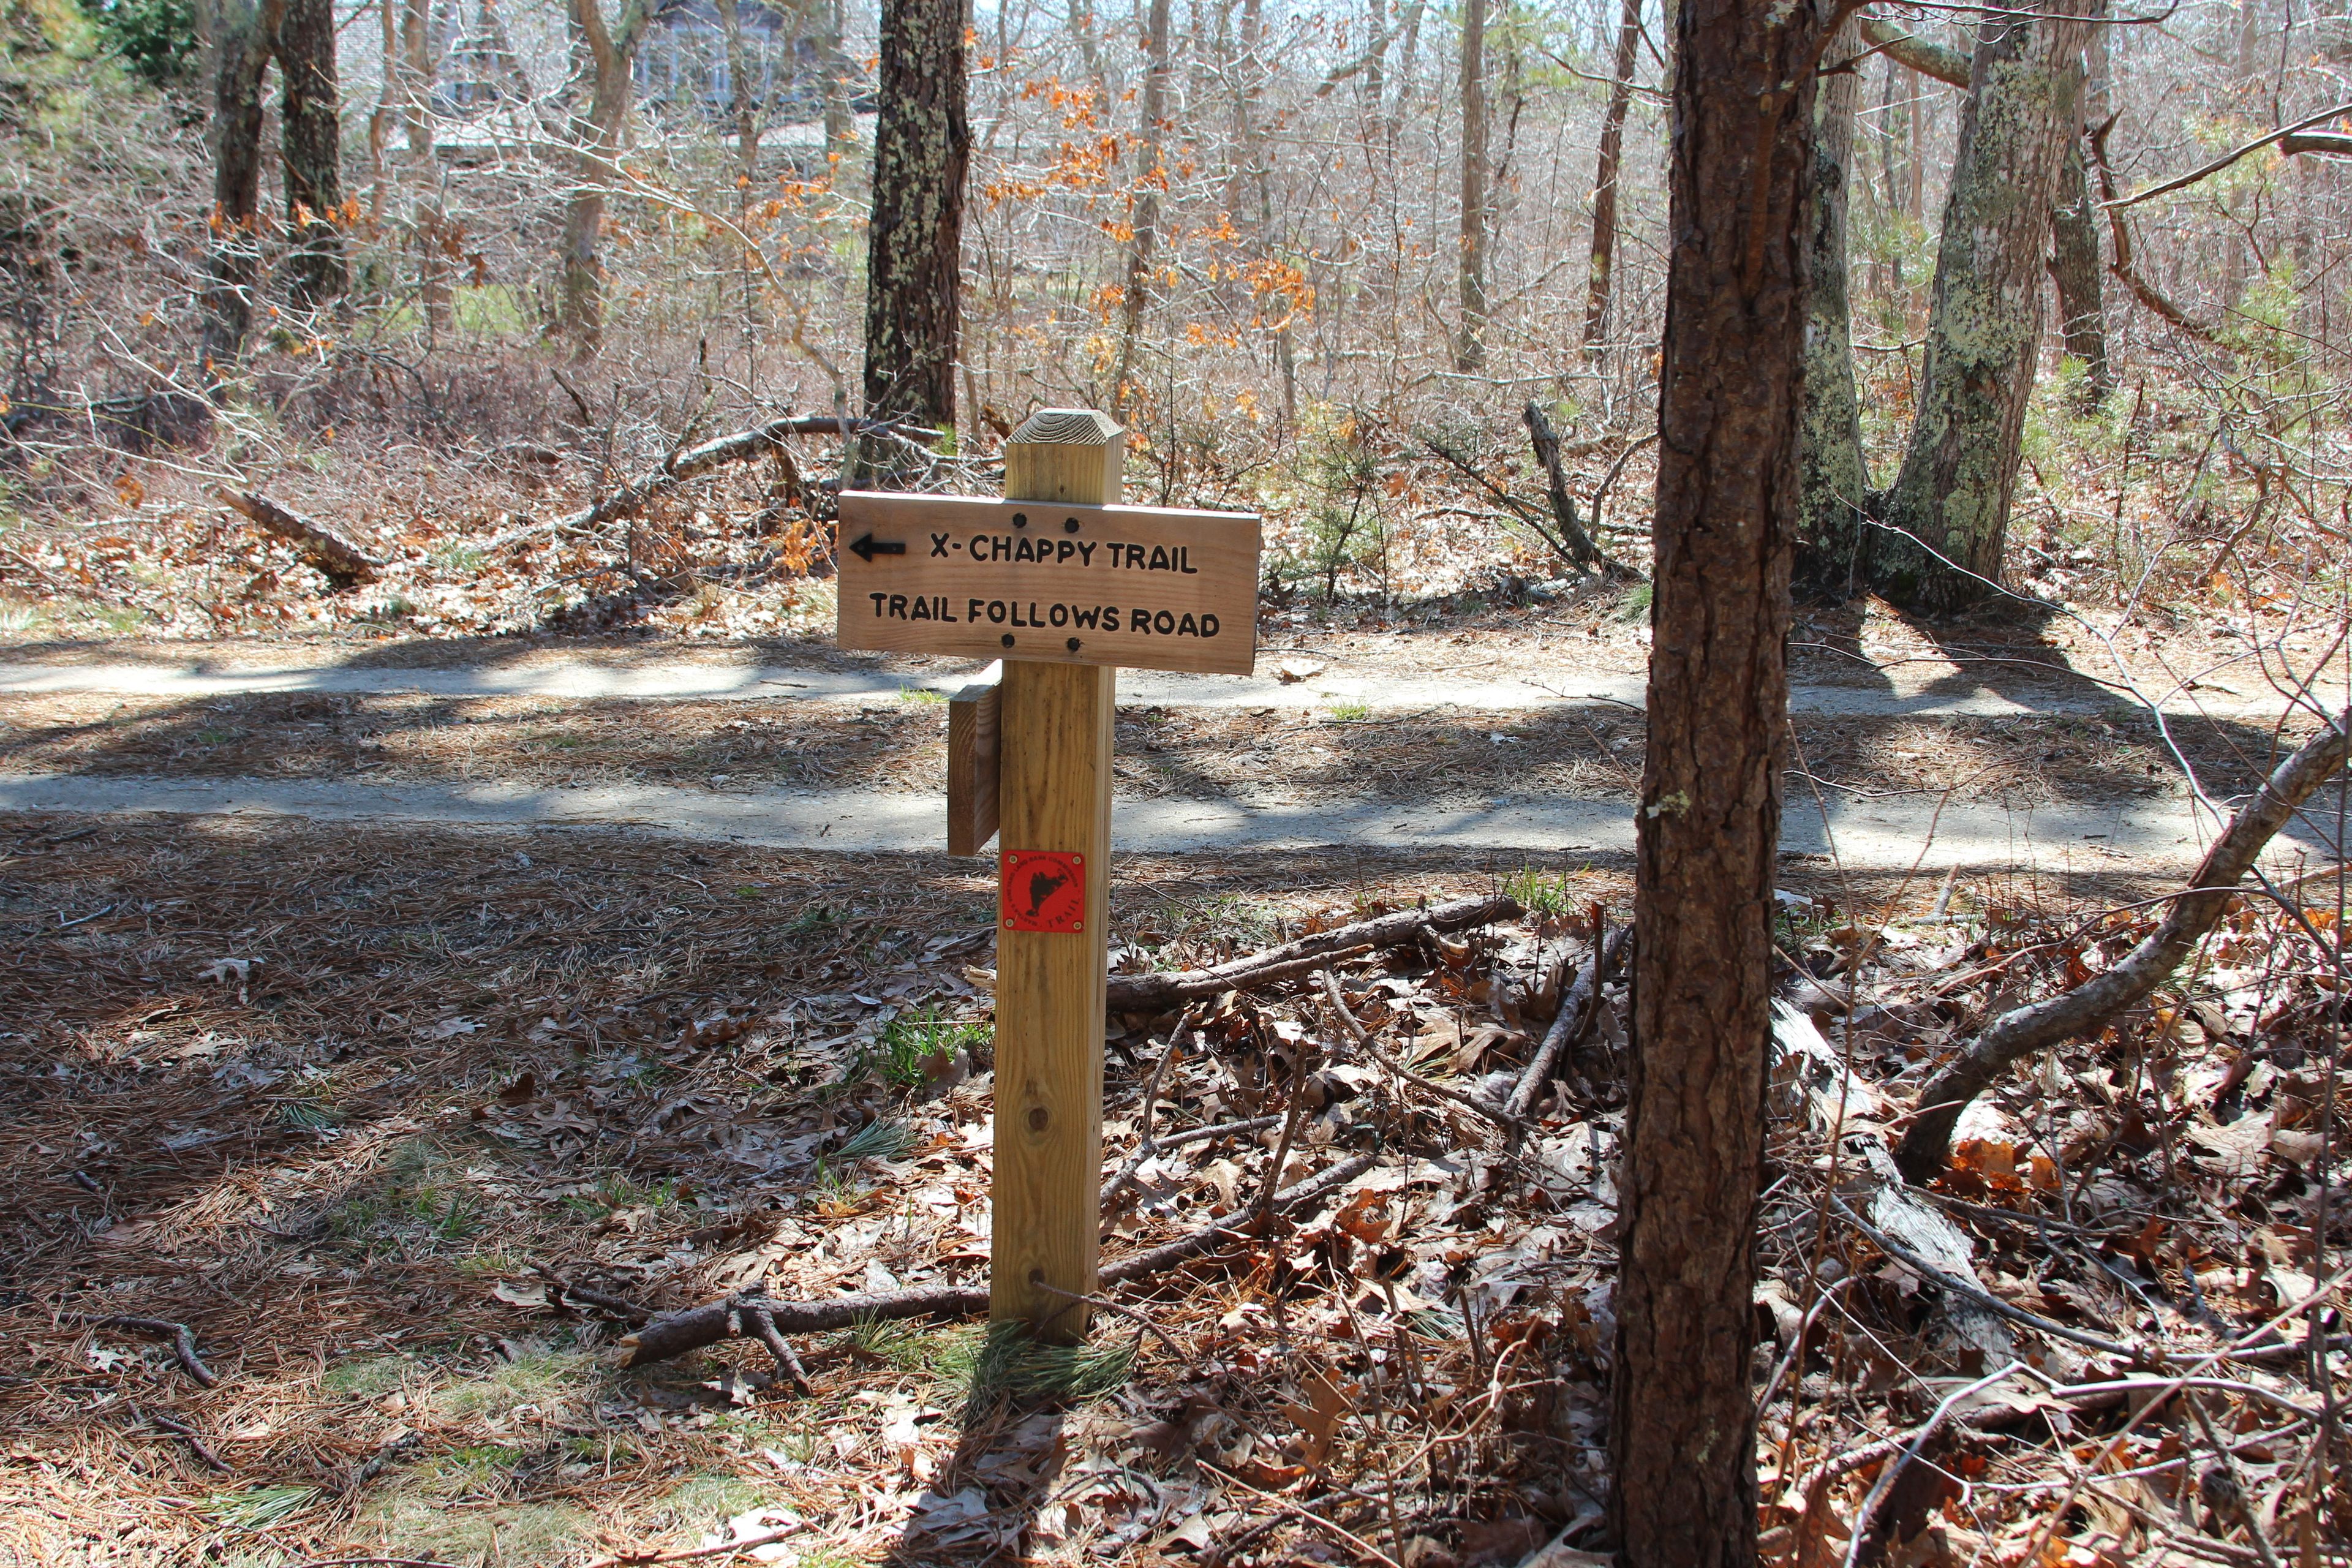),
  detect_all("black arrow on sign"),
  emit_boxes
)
[848,533,905,564]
